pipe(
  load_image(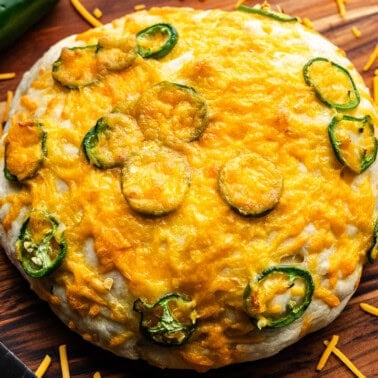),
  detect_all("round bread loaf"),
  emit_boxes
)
[0,5,377,371]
